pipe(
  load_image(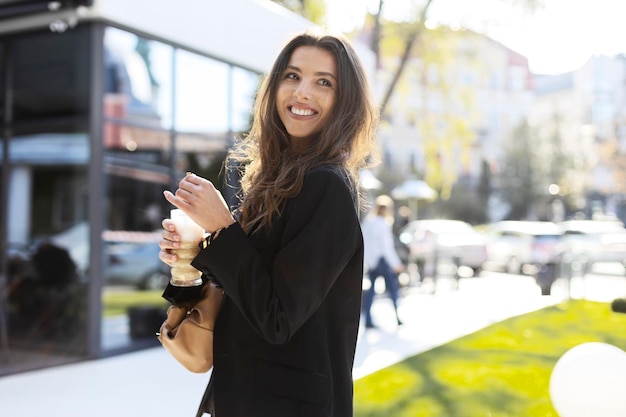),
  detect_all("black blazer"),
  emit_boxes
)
[166,166,364,417]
